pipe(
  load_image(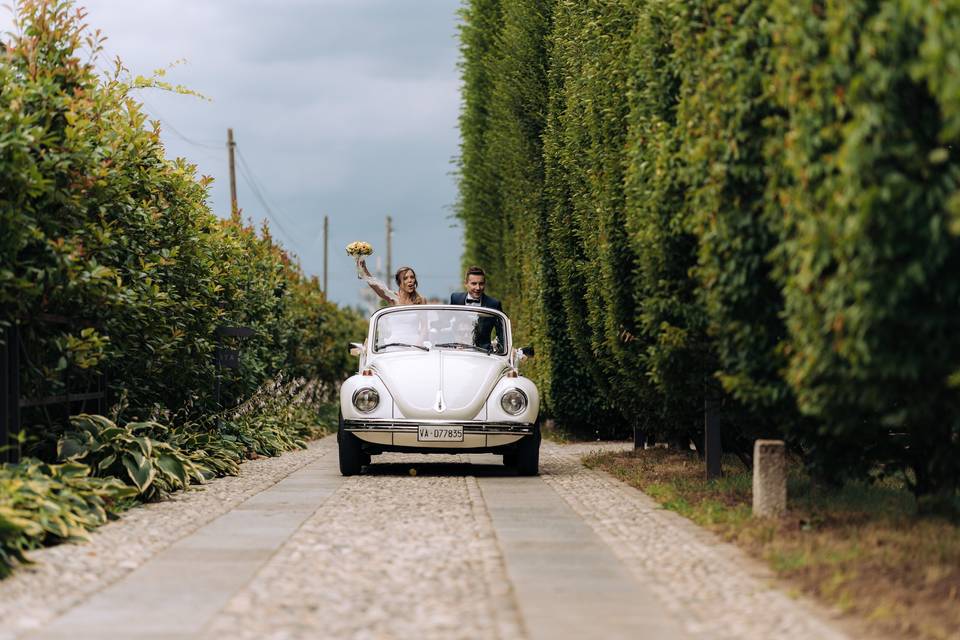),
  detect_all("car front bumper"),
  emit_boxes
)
[343,419,536,450]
